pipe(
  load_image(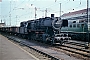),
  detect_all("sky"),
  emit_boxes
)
[0,0,90,26]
